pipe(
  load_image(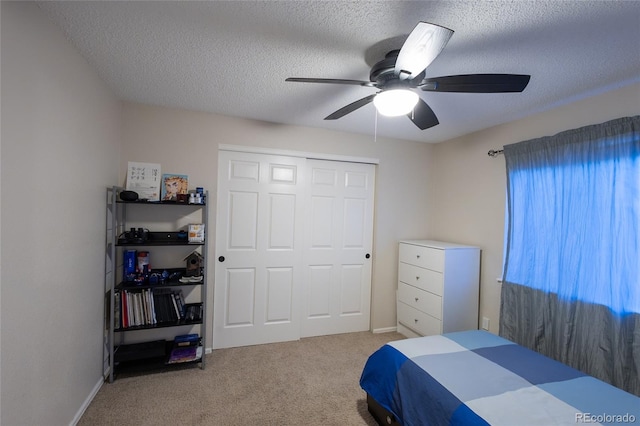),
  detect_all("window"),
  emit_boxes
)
[503,120,640,314]
[500,116,640,395]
